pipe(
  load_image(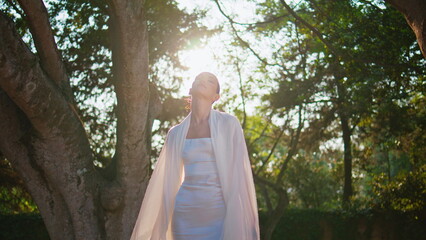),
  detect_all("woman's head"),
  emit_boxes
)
[188,72,220,104]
